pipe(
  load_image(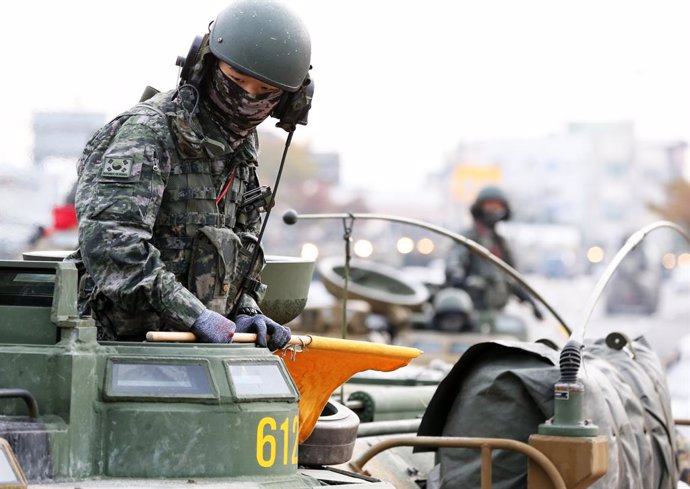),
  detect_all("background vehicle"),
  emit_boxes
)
[605,242,662,315]
[303,256,530,367]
